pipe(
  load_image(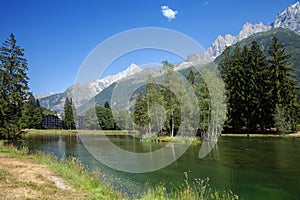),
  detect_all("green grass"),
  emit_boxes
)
[143,136,201,145]
[221,132,300,138]
[25,129,135,136]
[0,143,122,199]
[140,174,238,200]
